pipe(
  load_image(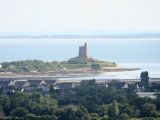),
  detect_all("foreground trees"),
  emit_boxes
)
[108,100,120,118]
[0,80,160,119]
